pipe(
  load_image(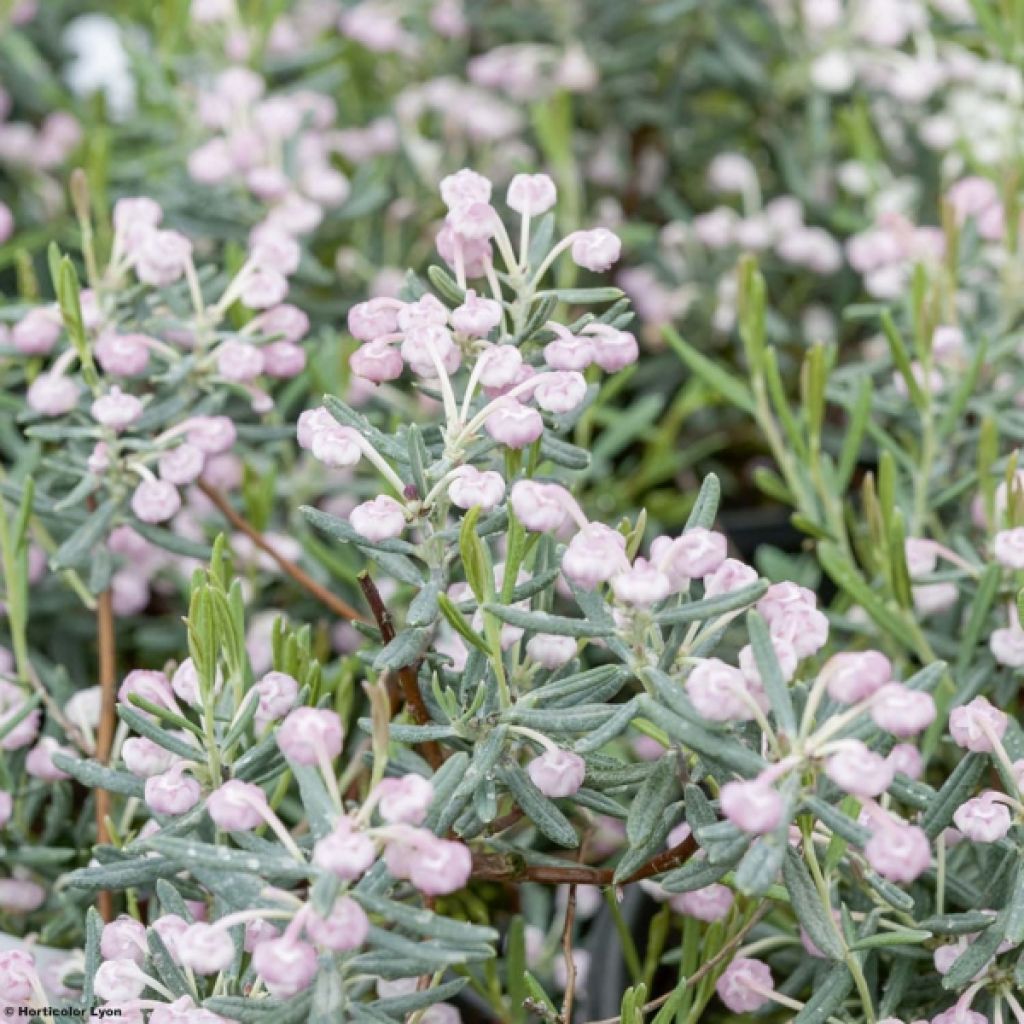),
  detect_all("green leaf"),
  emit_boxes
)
[664,327,755,414]
[539,433,591,470]
[535,286,625,303]
[747,610,796,735]
[373,627,431,671]
[793,963,853,1024]
[51,754,145,798]
[626,751,681,846]
[80,906,103,1009]
[65,856,177,891]
[574,697,639,753]
[849,929,931,951]
[426,264,466,304]
[434,728,507,834]
[734,834,786,896]
[483,603,614,637]
[686,473,722,530]
[880,311,925,409]
[52,498,117,570]
[942,907,1009,989]
[783,848,845,960]
[499,761,579,847]
[655,579,767,625]
[353,891,498,945]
